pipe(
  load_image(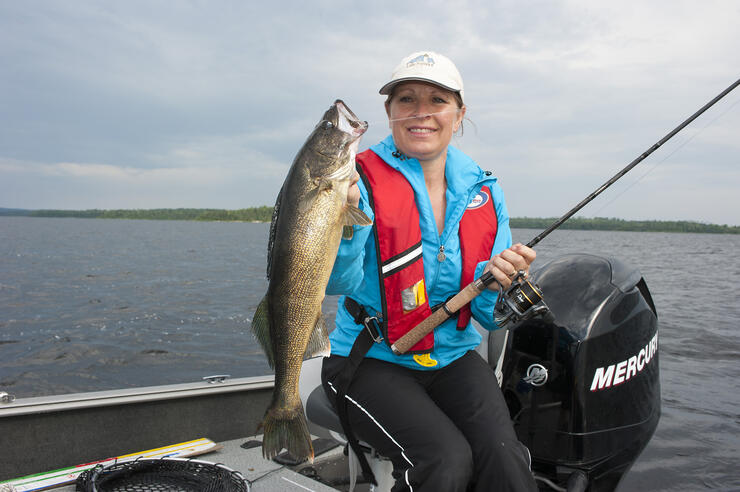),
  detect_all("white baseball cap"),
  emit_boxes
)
[379,51,464,103]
